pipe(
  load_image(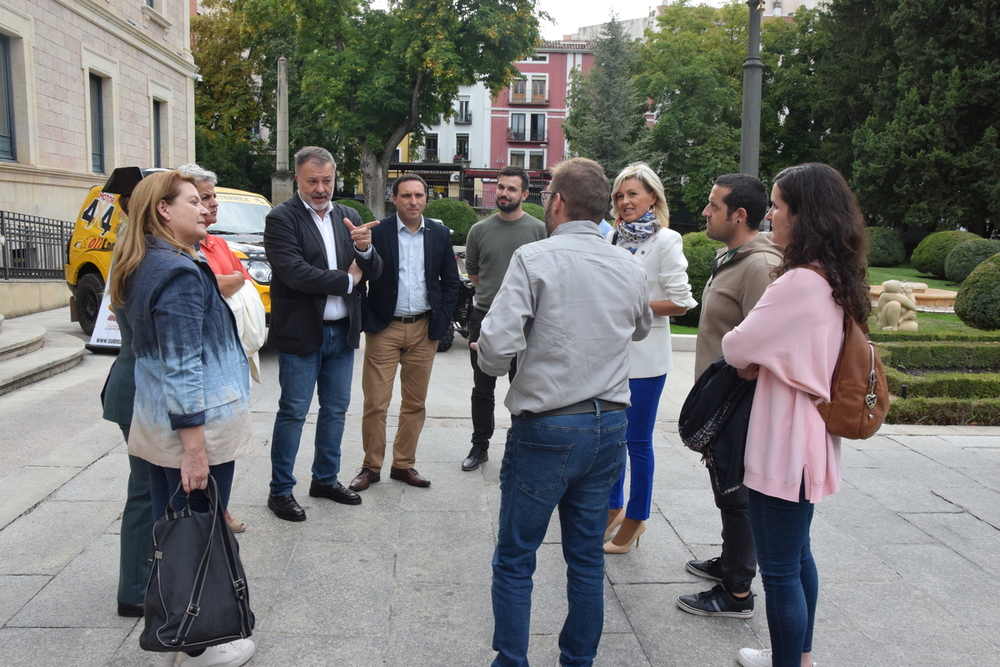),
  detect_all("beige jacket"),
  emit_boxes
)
[694,232,784,379]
